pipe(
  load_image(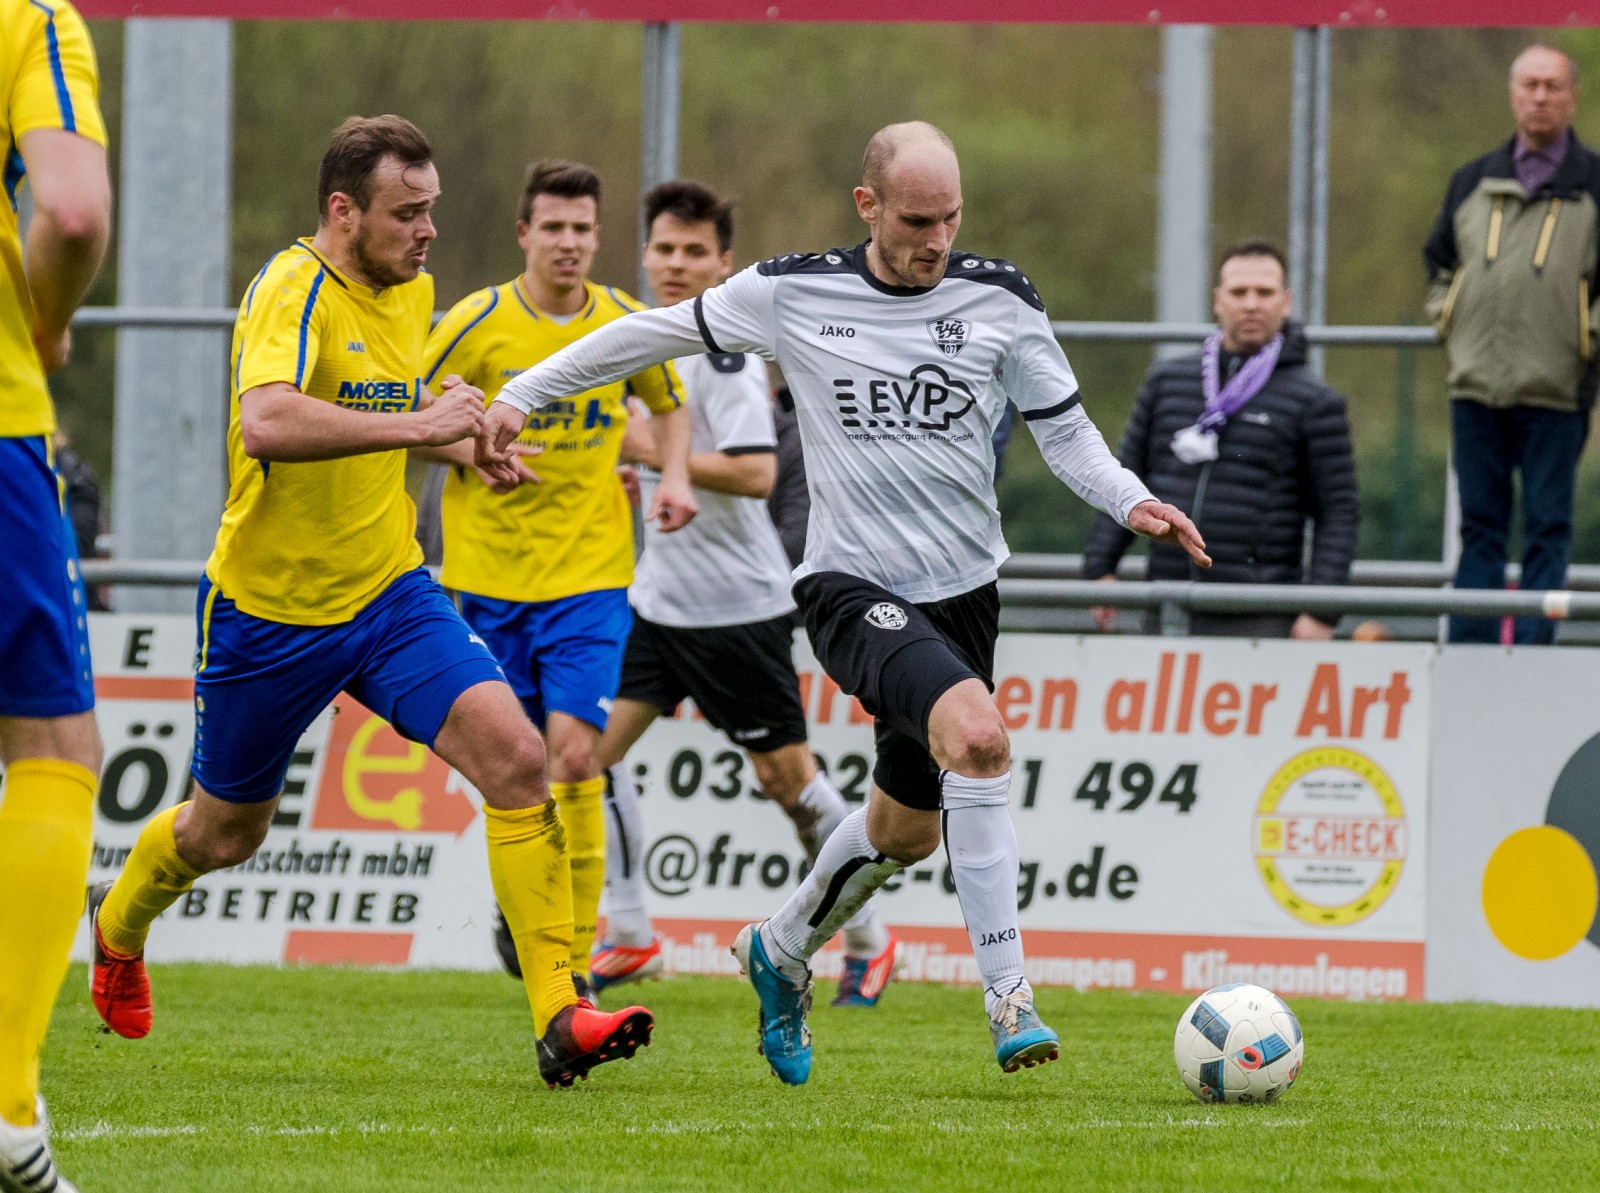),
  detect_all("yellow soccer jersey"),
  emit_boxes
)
[424,278,682,604]
[206,239,429,625]
[0,0,106,438]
